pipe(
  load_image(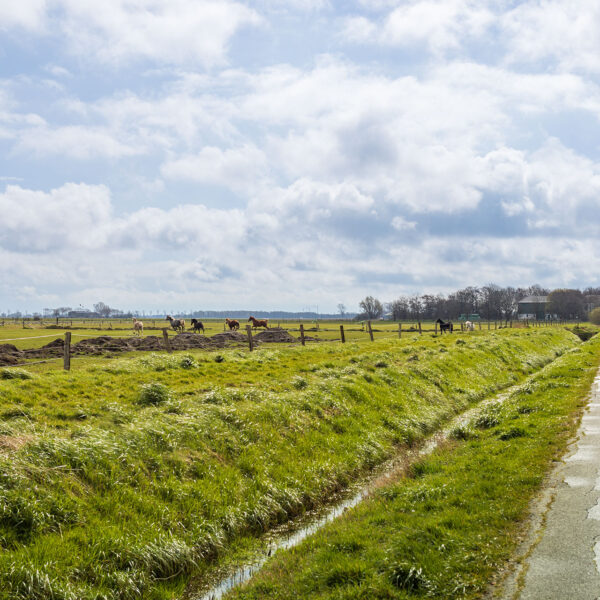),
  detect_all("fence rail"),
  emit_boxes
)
[0,319,576,373]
